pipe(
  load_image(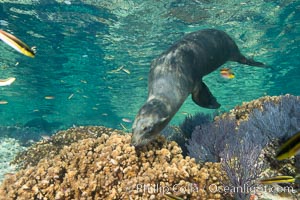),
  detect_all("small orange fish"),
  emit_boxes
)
[220,68,235,79]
